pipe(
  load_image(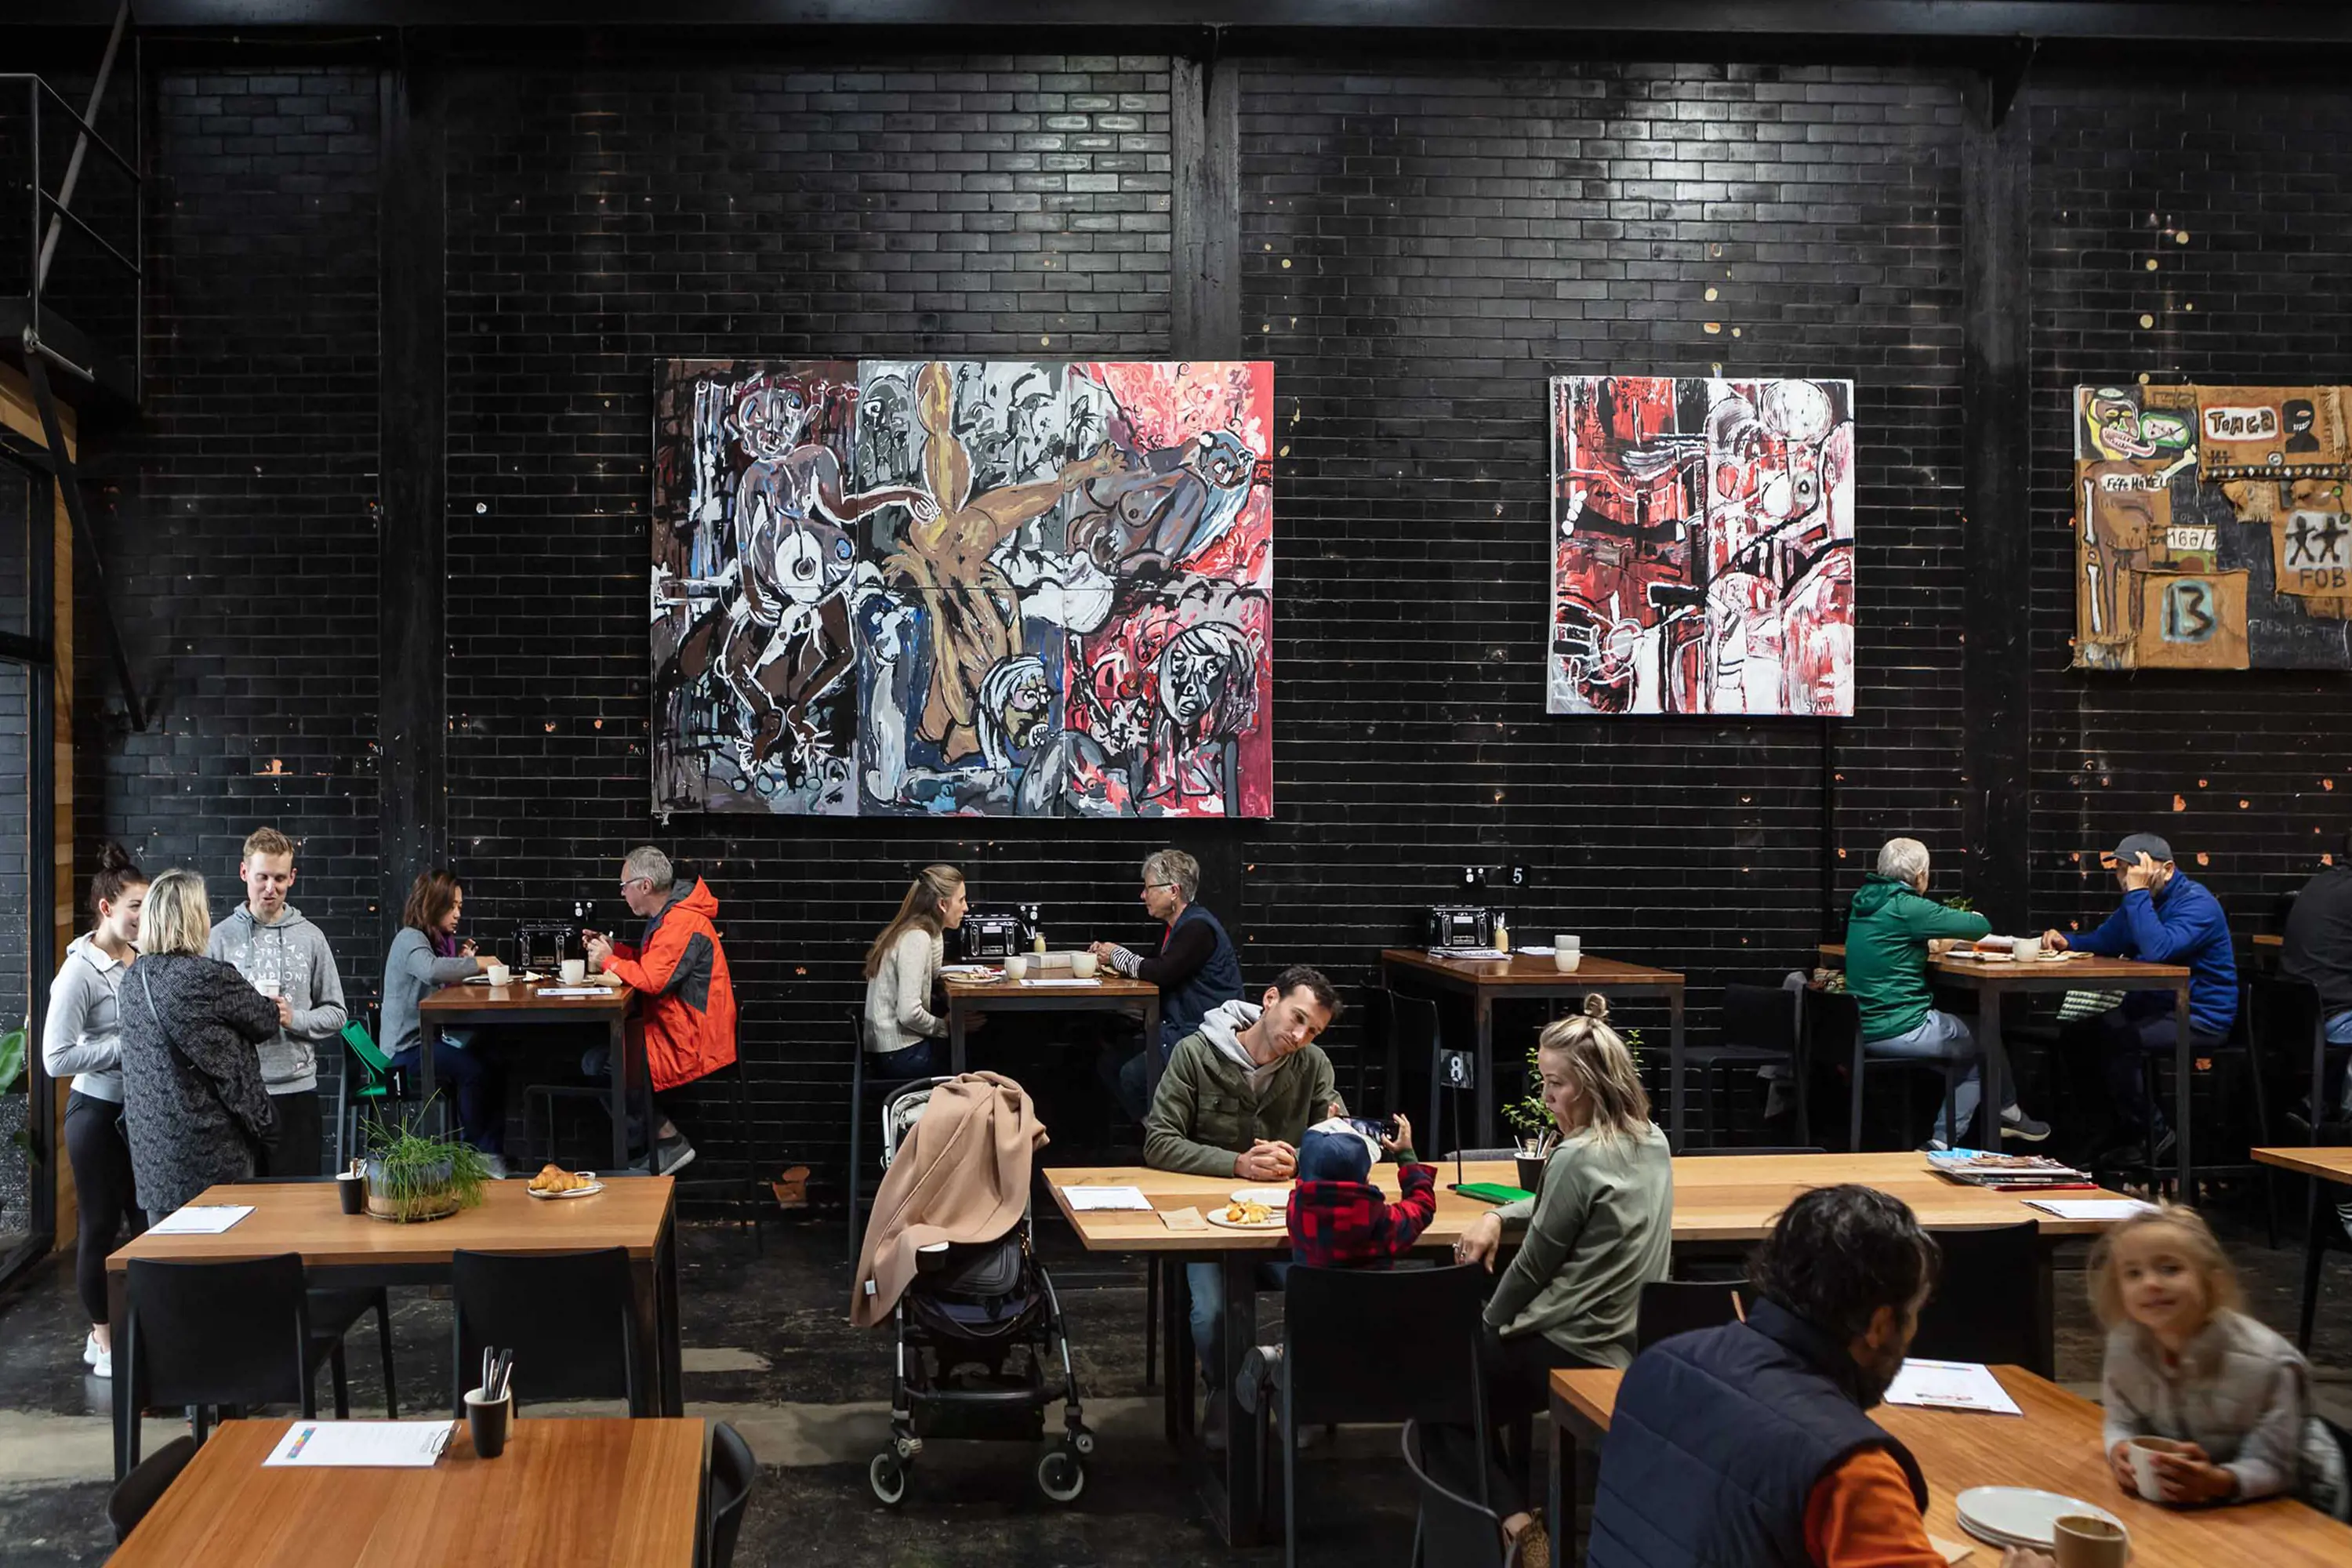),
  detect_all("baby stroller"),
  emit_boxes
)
[865,1076,1095,1507]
